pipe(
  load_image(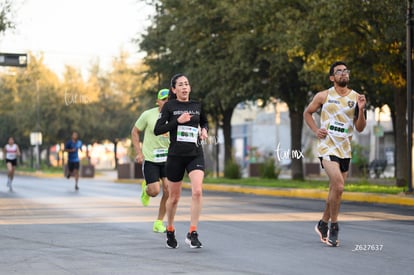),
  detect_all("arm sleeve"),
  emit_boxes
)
[135,111,147,131]
[199,104,209,131]
[77,140,83,150]
[154,103,178,135]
